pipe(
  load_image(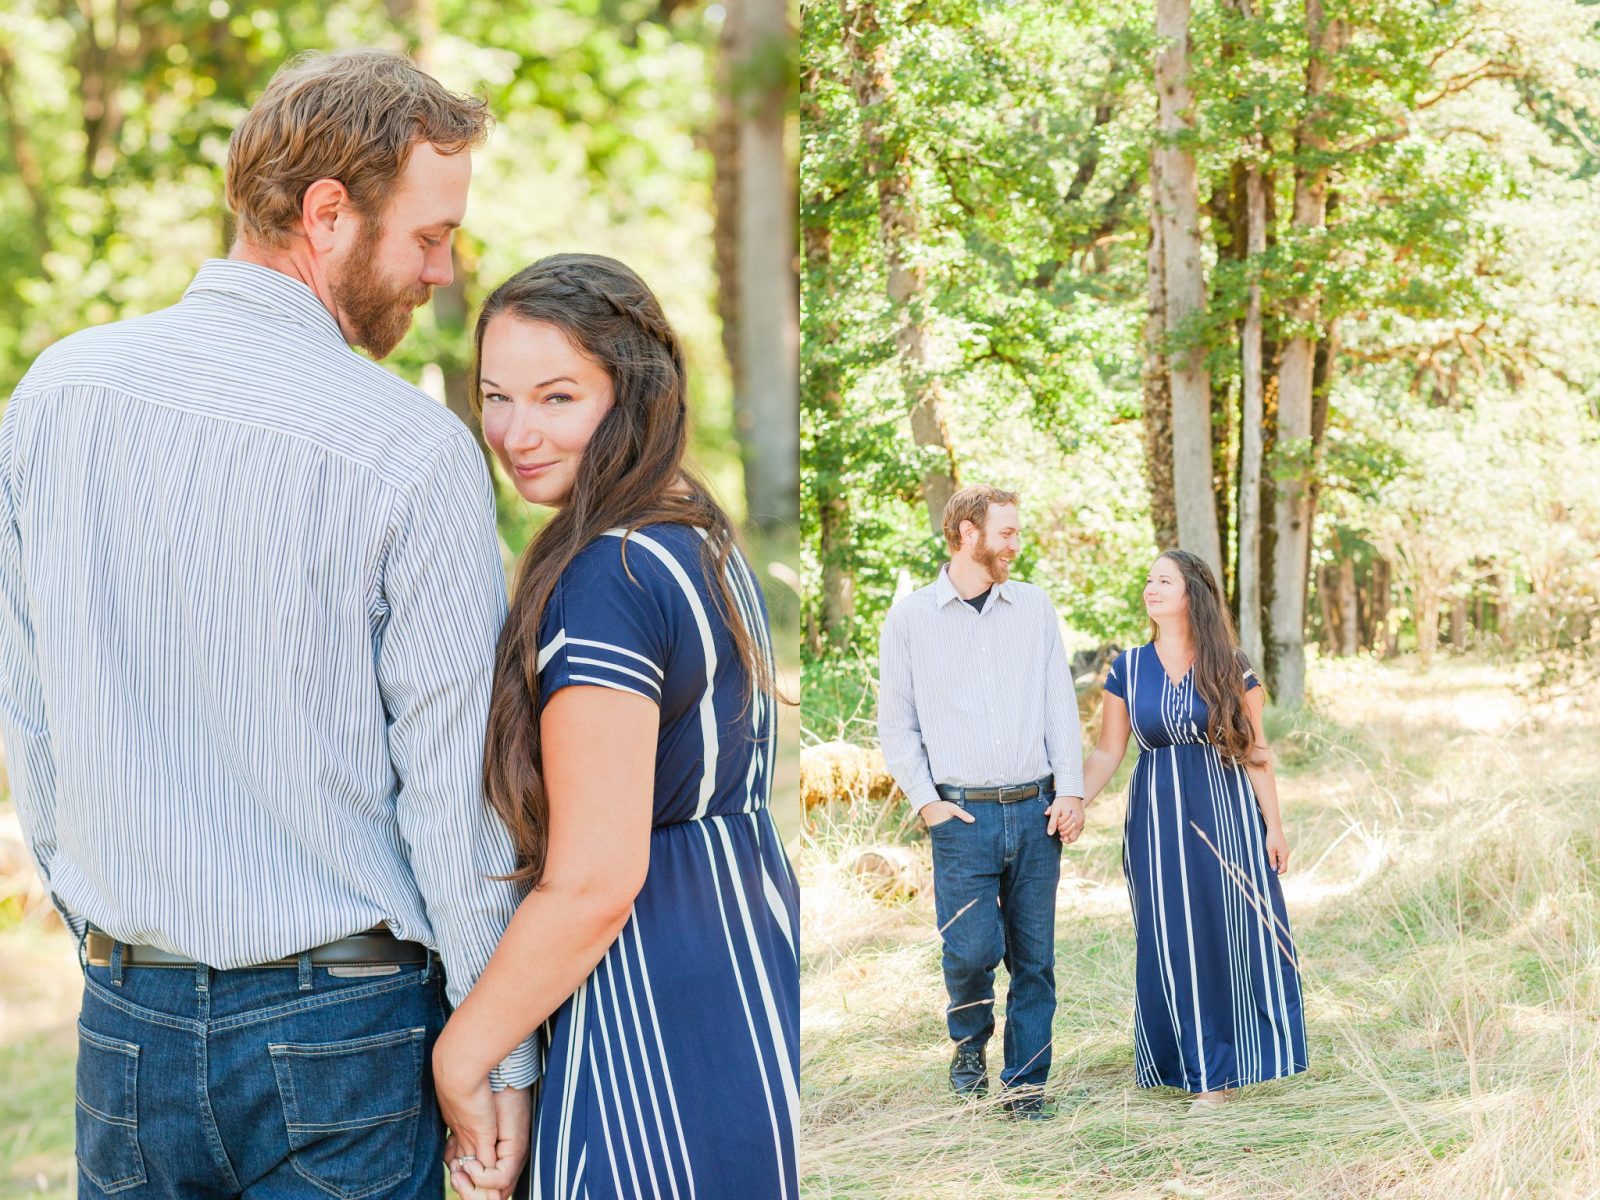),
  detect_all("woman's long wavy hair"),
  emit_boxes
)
[472,253,775,887]
[1150,549,1264,768]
